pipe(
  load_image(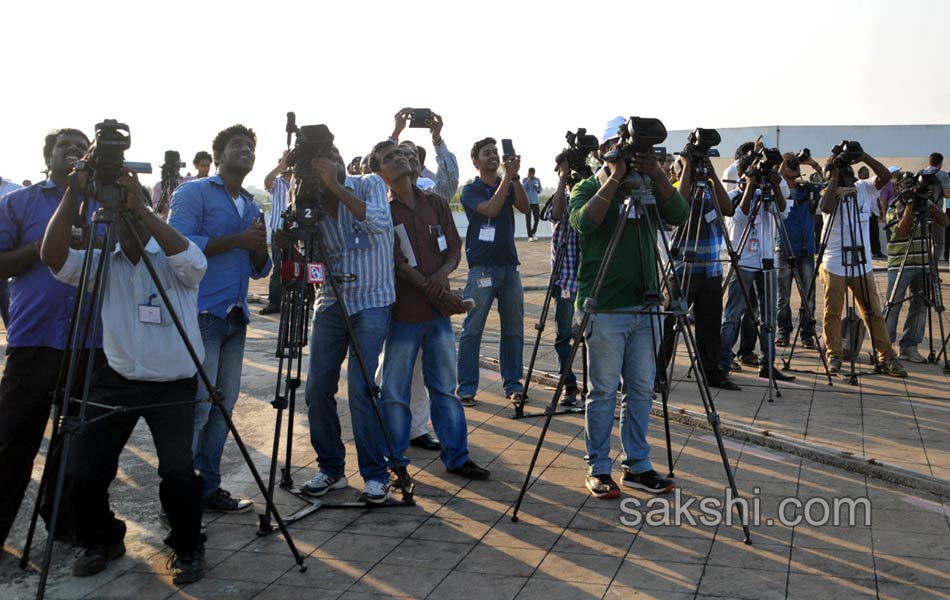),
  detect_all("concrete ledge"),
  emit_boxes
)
[479,356,950,499]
